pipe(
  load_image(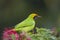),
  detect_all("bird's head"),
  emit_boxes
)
[28,13,41,19]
